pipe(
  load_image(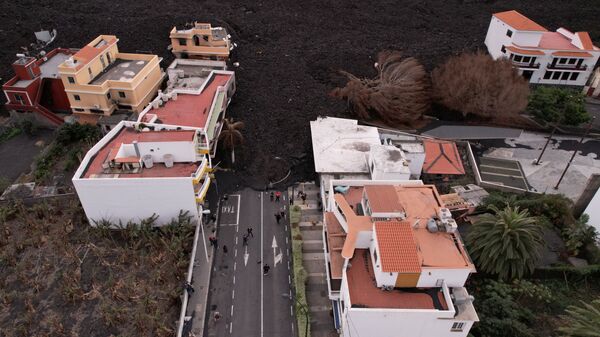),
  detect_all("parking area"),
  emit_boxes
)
[478,156,530,191]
